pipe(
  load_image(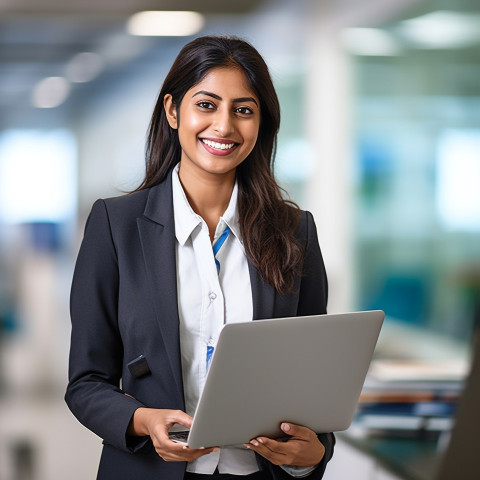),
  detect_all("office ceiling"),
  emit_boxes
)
[1,0,480,130]
[0,0,264,129]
